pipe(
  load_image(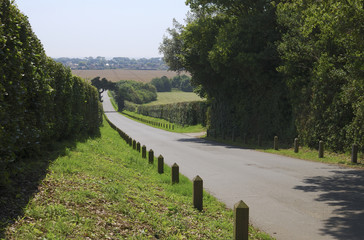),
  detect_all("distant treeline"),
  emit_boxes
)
[160,0,363,152]
[151,75,193,92]
[55,57,168,70]
[1,1,103,185]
